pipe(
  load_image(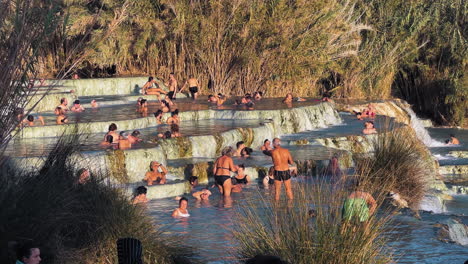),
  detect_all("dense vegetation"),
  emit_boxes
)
[0,135,193,263]
[27,0,466,125]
